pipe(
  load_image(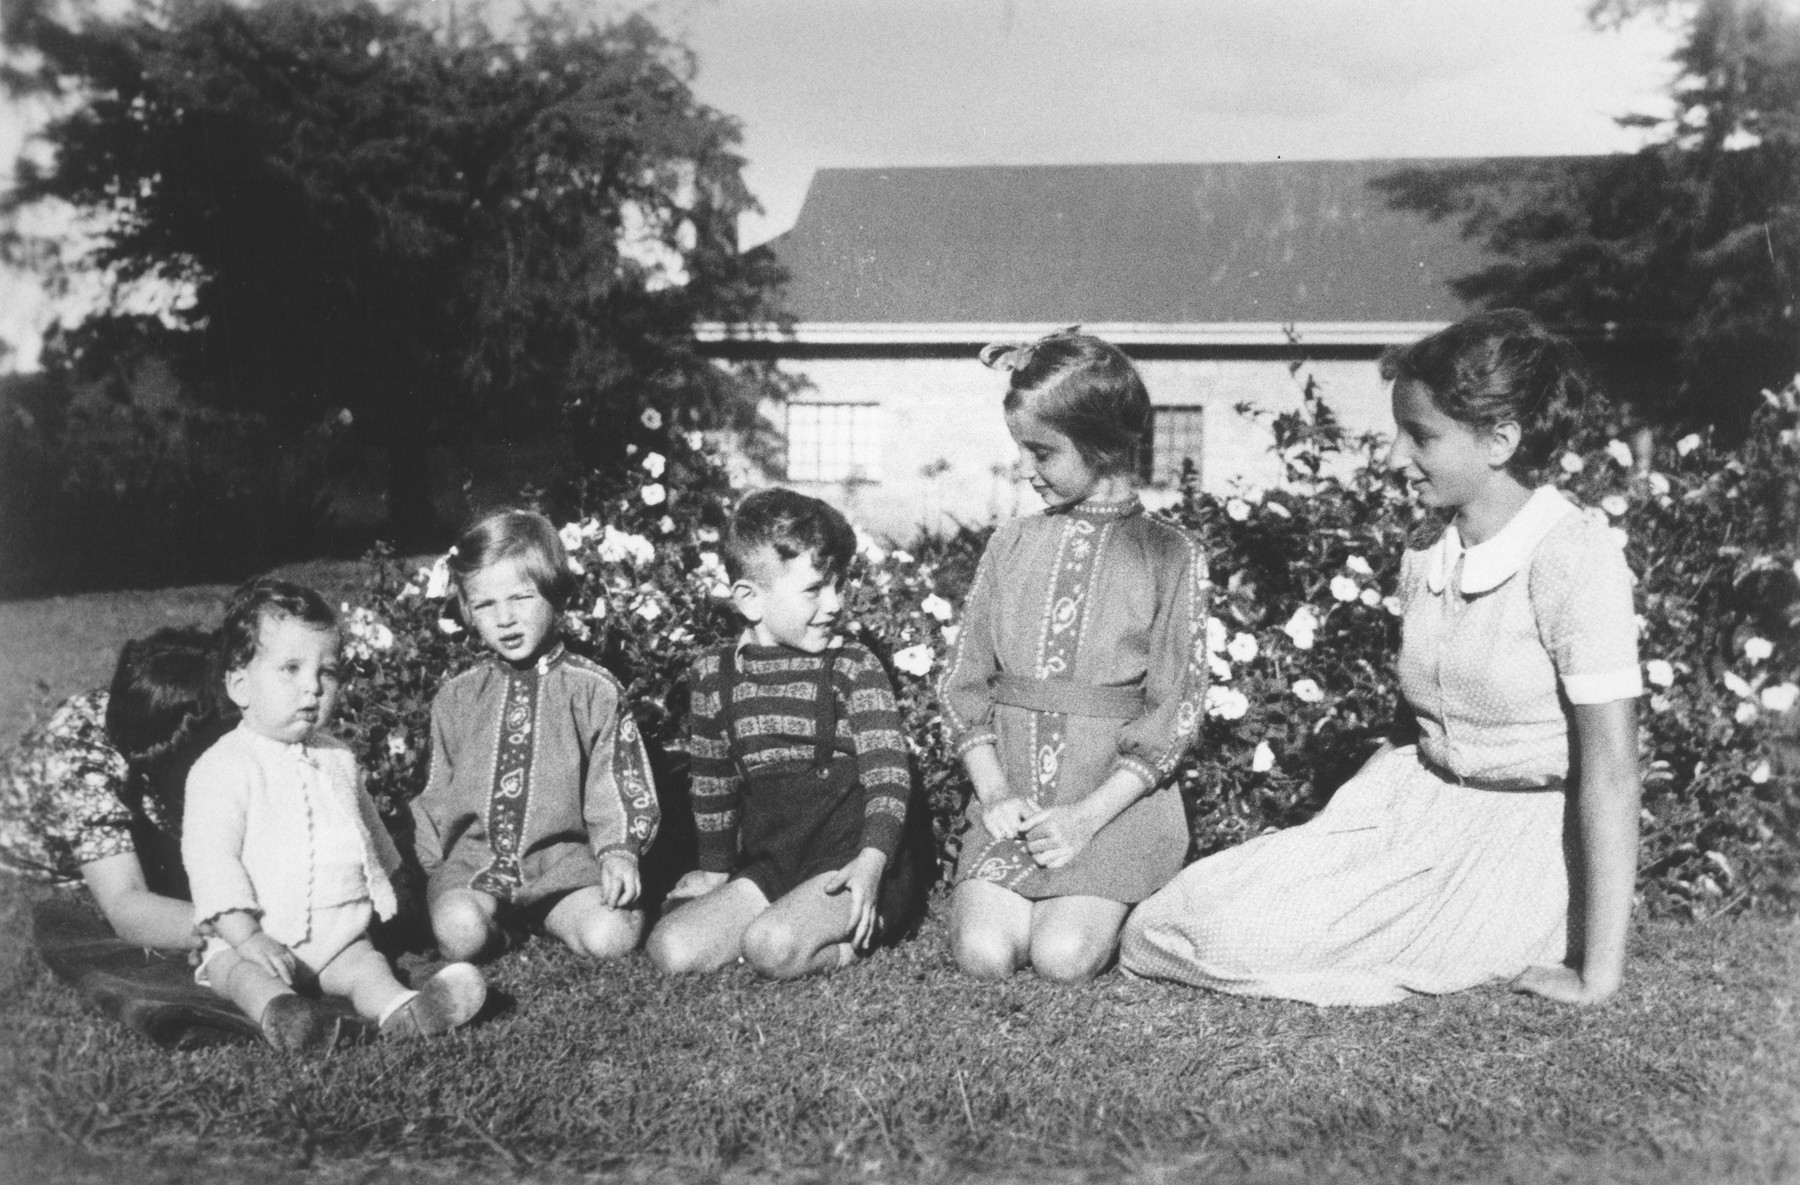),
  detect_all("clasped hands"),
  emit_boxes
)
[982,794,1099,869]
